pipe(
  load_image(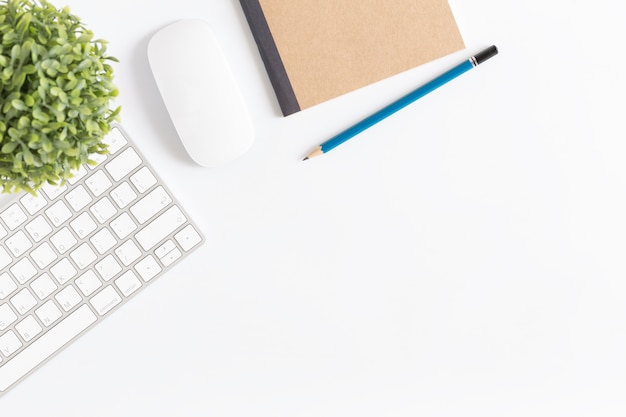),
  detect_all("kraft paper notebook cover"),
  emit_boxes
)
[239,0,465,116]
